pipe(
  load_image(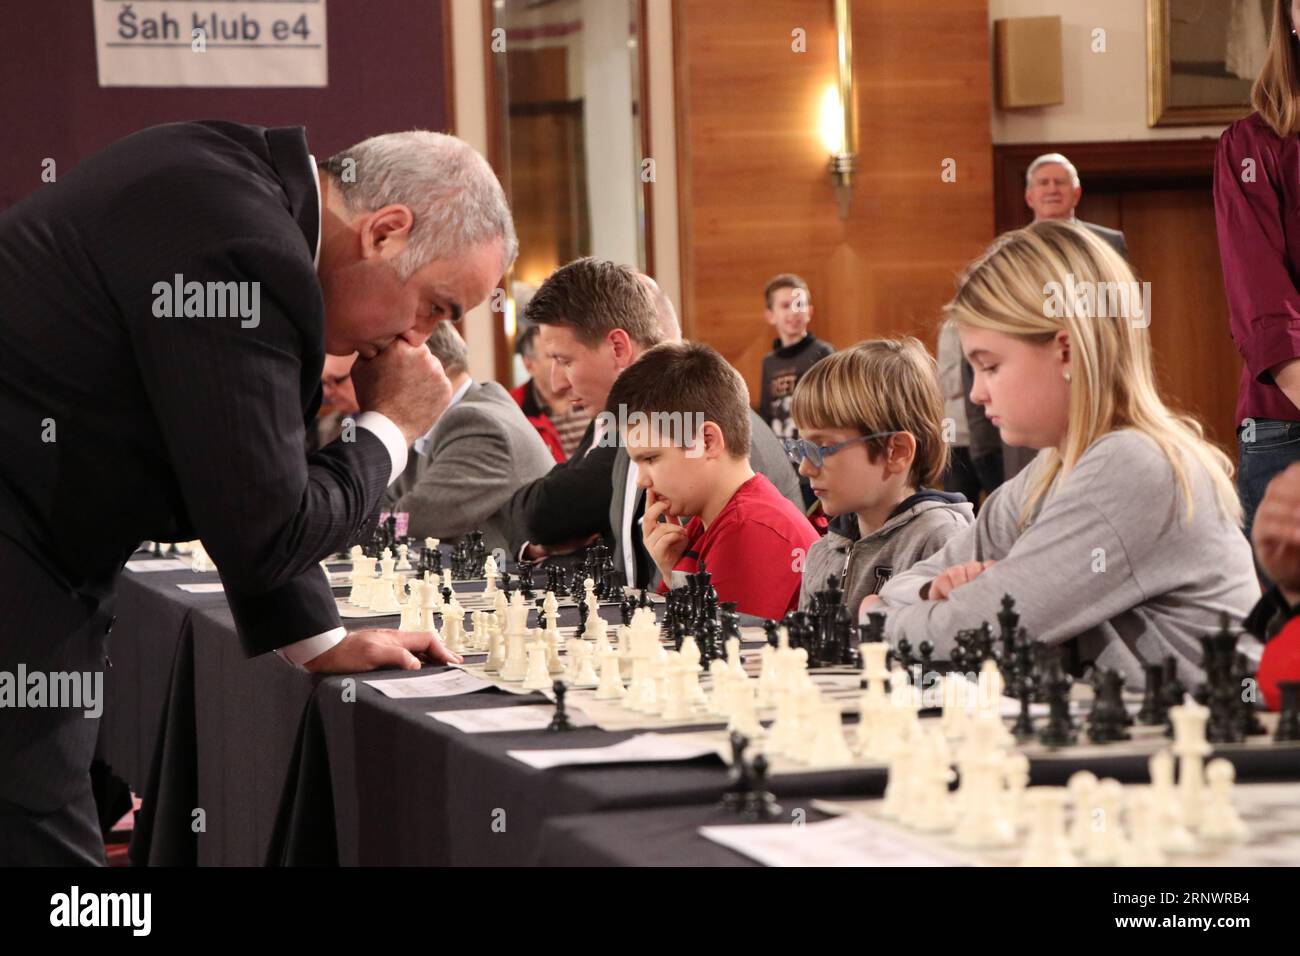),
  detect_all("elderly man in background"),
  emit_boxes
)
[387,322,555,555]
[1023,151,1128,258]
